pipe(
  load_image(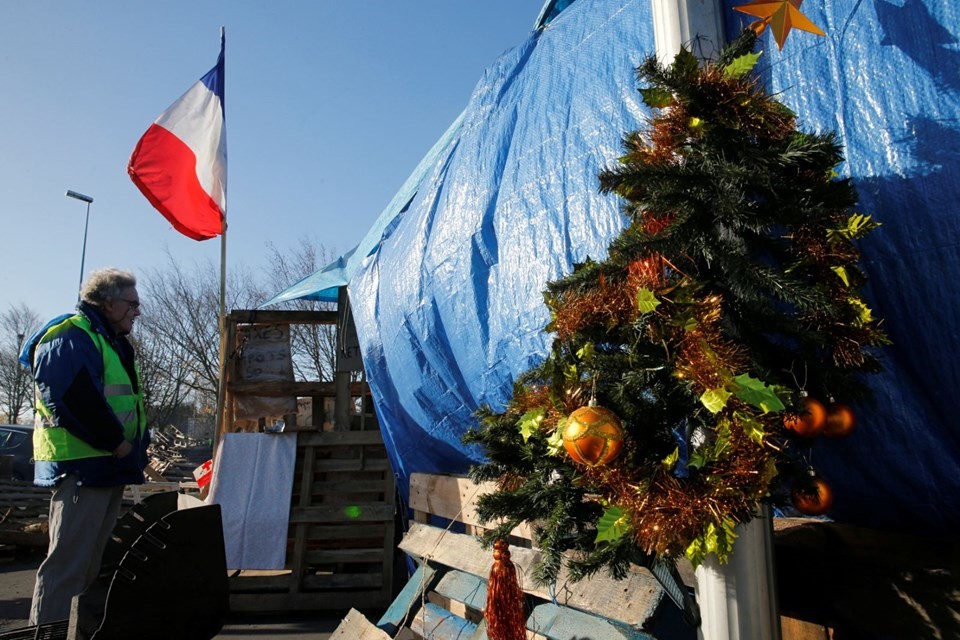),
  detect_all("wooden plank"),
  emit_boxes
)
[228,380,336,397]
[307,479,391,499]
[781,616,830,640]
[303,547,386,564]
[229,379,376,398]
[331,608,392,640]
[434,569,487,612]
[312,458,392,473]
[399,523,663,627]
[527,601,653,640]
[302,572,384,590]
[229,573,294,592]
[377,564,437,634]
[221,317,237,438]
[229,309,338,325]
[304,523,387,540]
[297,430,385,447]
[0,528,47,546]
[289,435,317,599]
[230,589,392,612]
[408,472,534,539]
[290,504,394,524]
[410,601,478,640]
